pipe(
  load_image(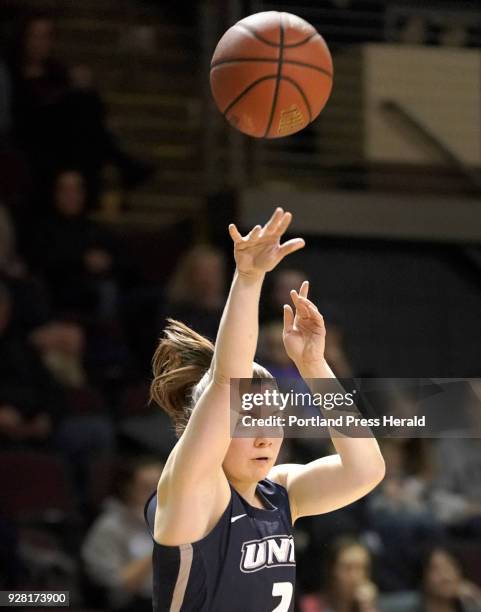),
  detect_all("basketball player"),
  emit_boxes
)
[144,208,385,611]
